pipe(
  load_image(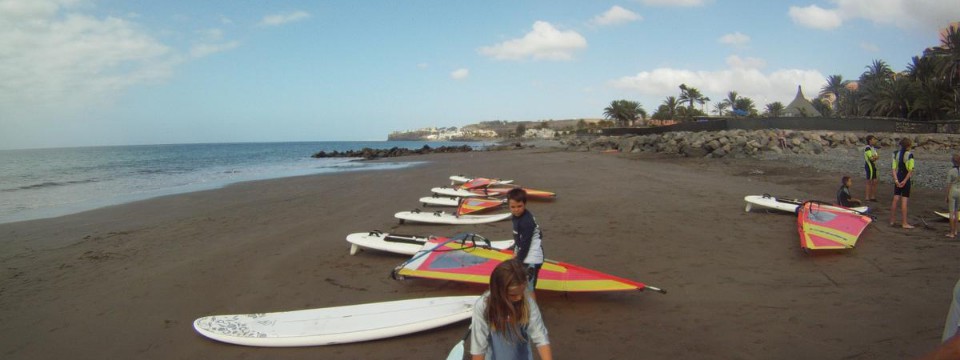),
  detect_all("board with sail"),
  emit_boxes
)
[392,237,666,293]
[797,201,873,251]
